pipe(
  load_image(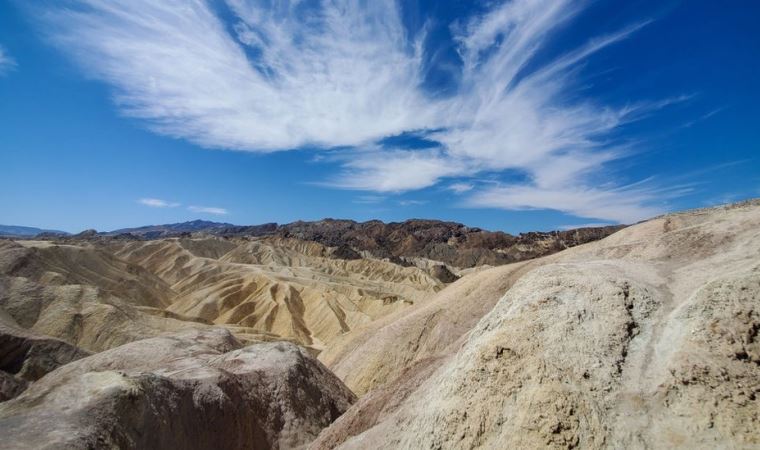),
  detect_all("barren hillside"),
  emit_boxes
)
[312,199,760,449]
[0,236,442,352]
[1,201,758,449]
